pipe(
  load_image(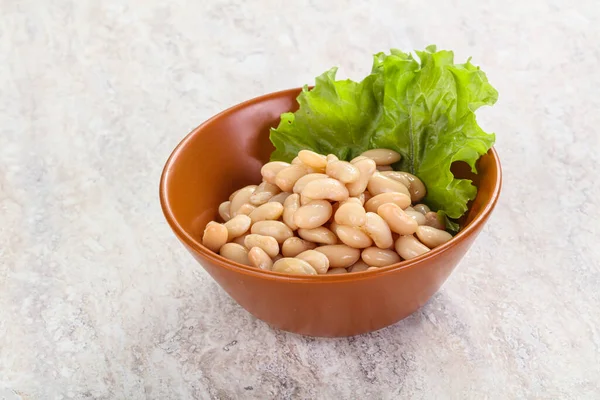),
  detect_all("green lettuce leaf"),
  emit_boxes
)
[270,45,497,219]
